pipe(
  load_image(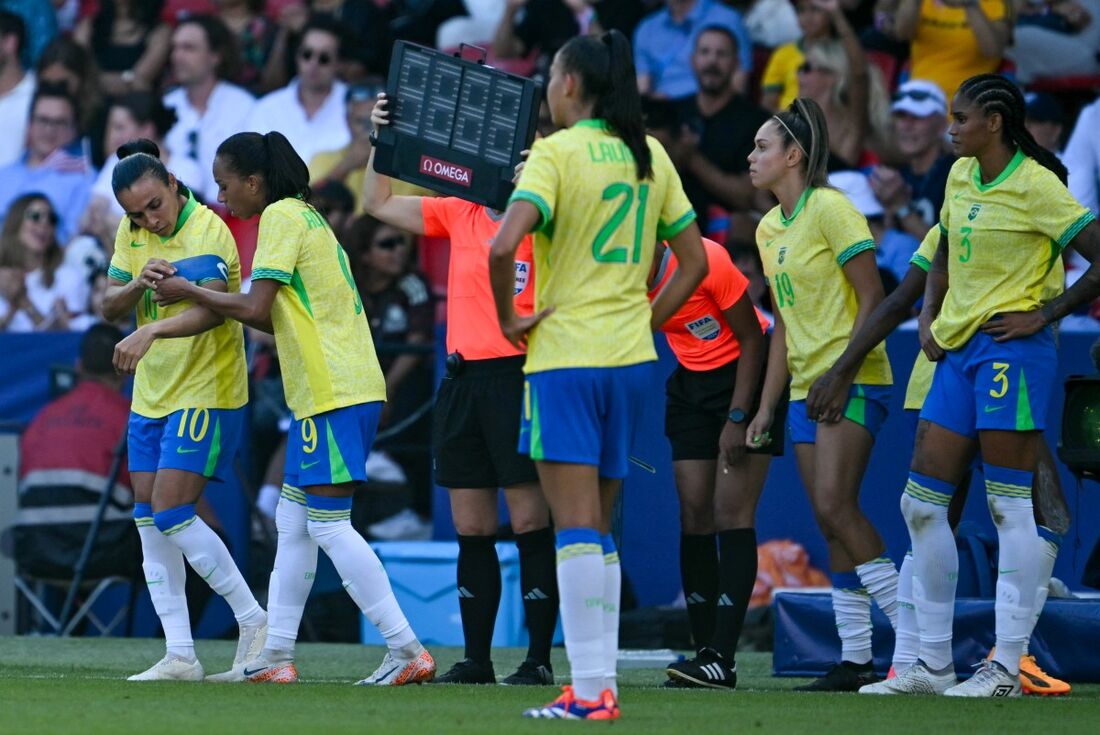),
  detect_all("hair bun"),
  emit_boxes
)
[117,138,160,161]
